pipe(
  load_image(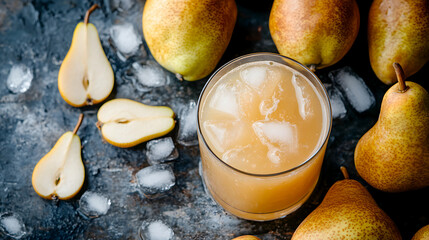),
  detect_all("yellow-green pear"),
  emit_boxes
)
[269,0,360,70]
[96,99,175,148]
[412,225,429,240]
[292,167,402,240]
[32,114,85,200]
[142,0,237,81]
[58,4,114,107]
[368,0,429,85]
[355,63,429,192]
